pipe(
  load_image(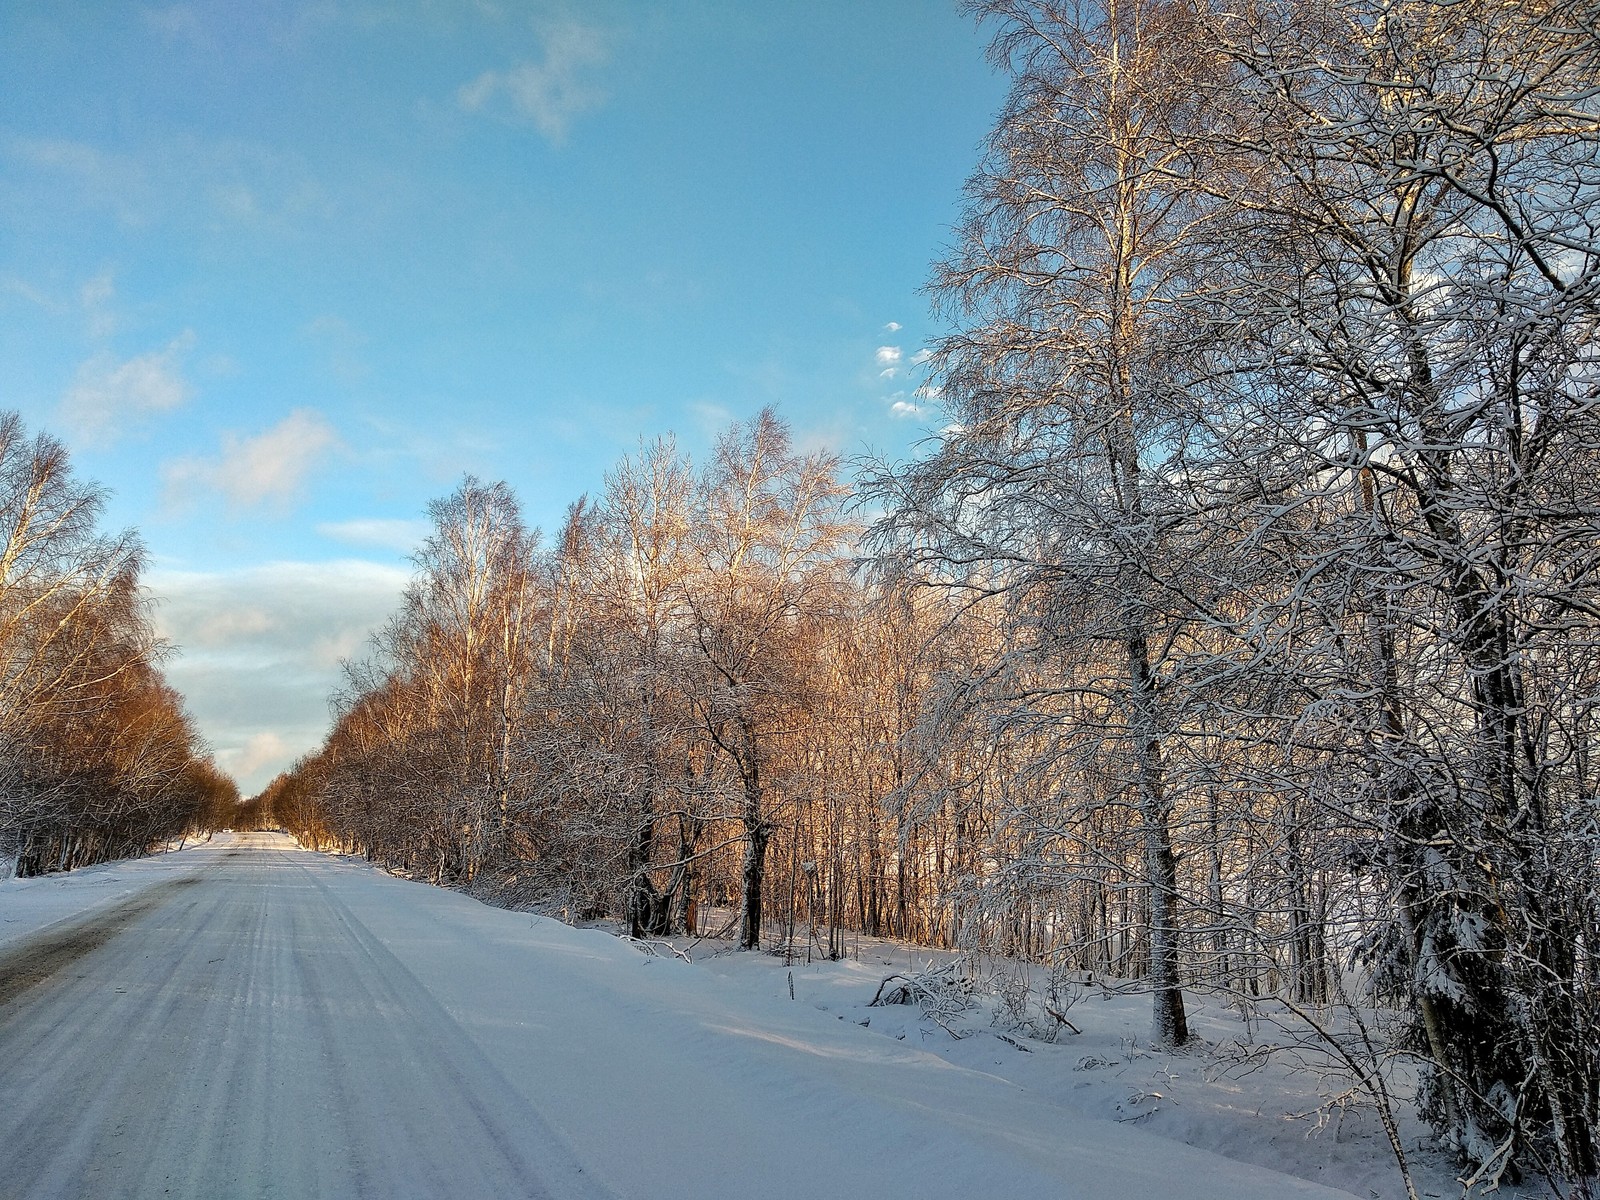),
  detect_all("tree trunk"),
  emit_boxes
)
[738,754,769,950]
[1129,632,1189,1049]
